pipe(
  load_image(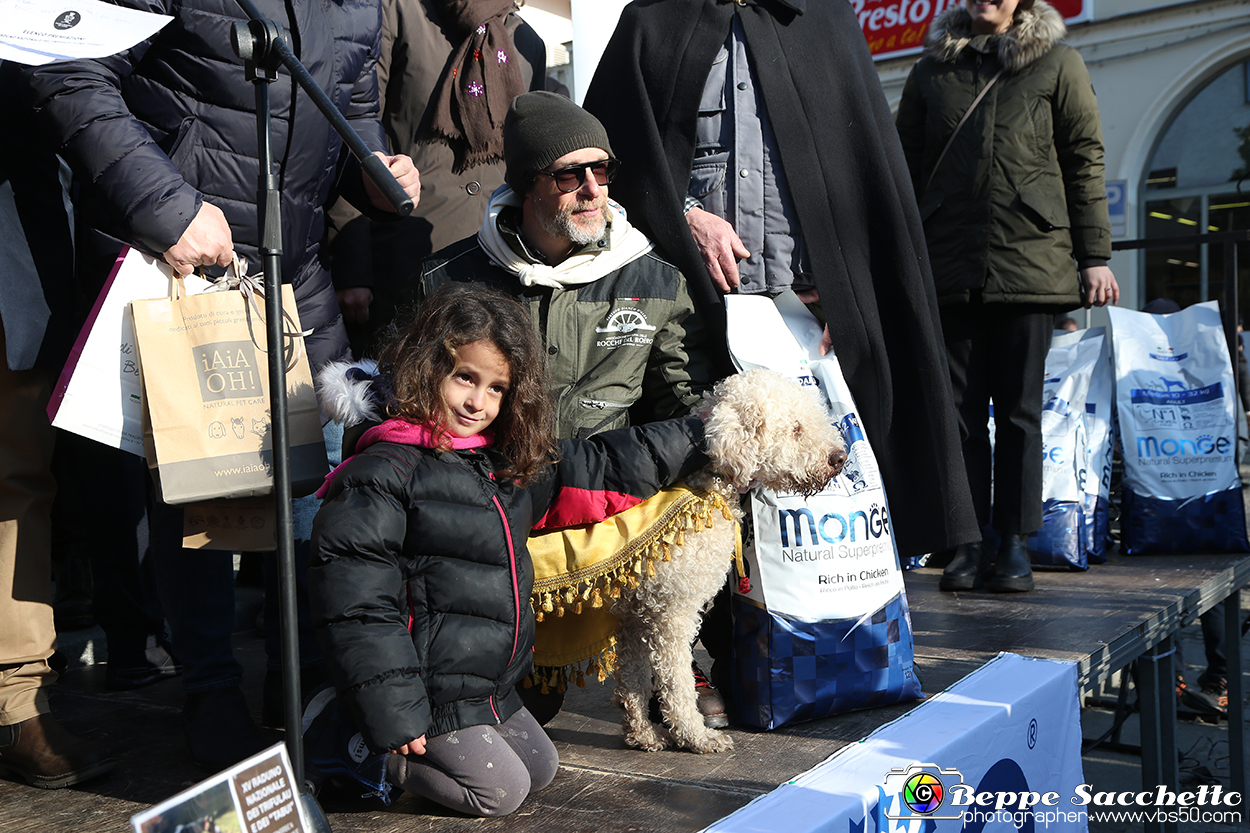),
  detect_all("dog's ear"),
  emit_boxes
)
[702,375,763,492]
